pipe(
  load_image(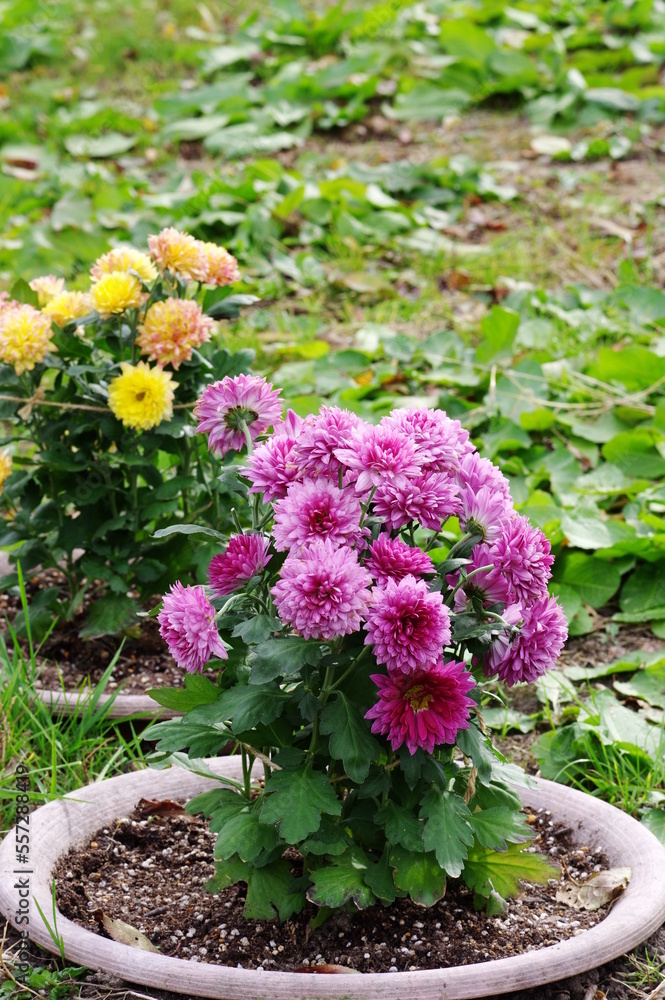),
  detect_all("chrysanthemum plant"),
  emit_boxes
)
[0,229,254,636]
[149,378,567,922]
